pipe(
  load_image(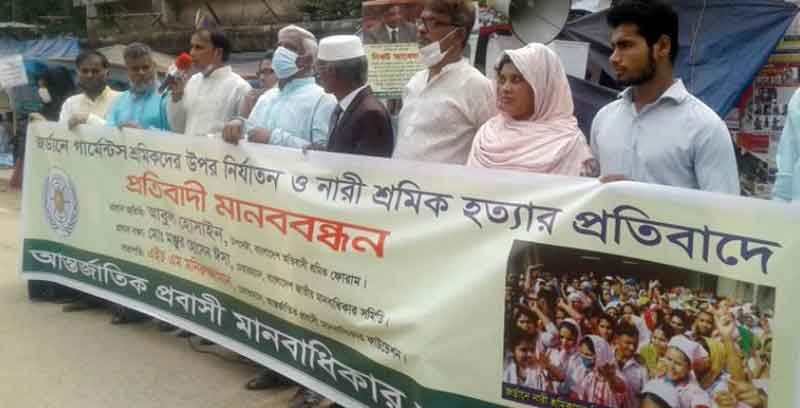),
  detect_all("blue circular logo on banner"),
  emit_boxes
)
[43,167,79,238]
